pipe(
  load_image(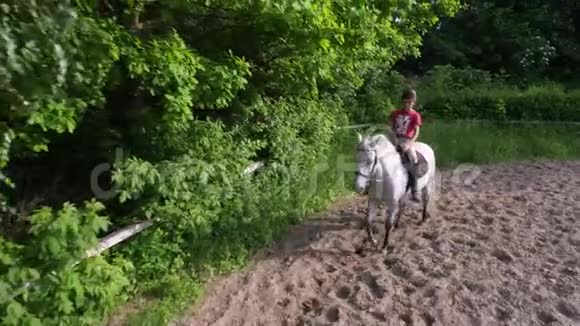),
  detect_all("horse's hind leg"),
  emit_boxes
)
[394,199,406,229]
[382,203,399,254]
[419,185,432,225]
